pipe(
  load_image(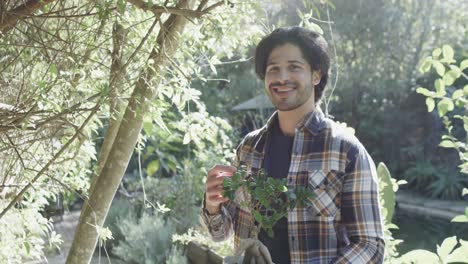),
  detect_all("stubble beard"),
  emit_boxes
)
[267,83,315,112]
